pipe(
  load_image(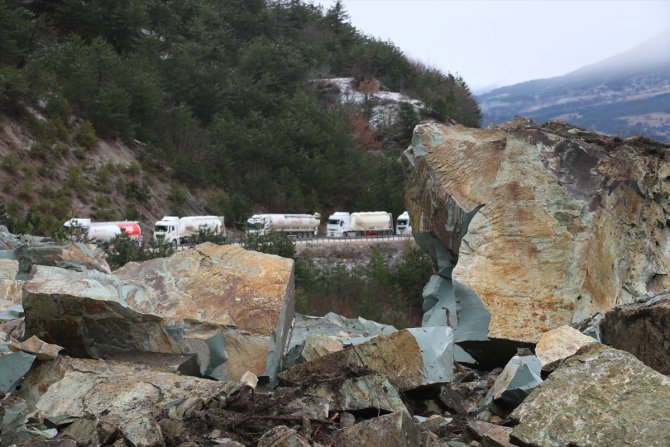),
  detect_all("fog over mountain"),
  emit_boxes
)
[478,29,670,142]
